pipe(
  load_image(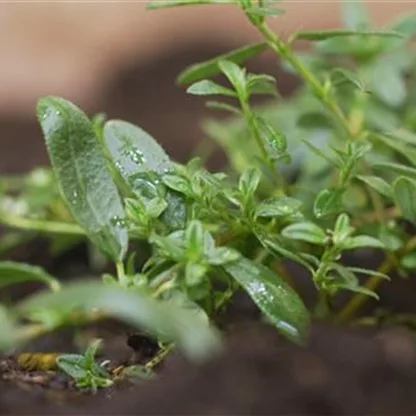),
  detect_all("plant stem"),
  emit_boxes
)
[334,257,393,324]
[116,261,128,287]
[253,21,351,137]
[240,100,269,162]
[0,213,84,235]
[335,235,416,323]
